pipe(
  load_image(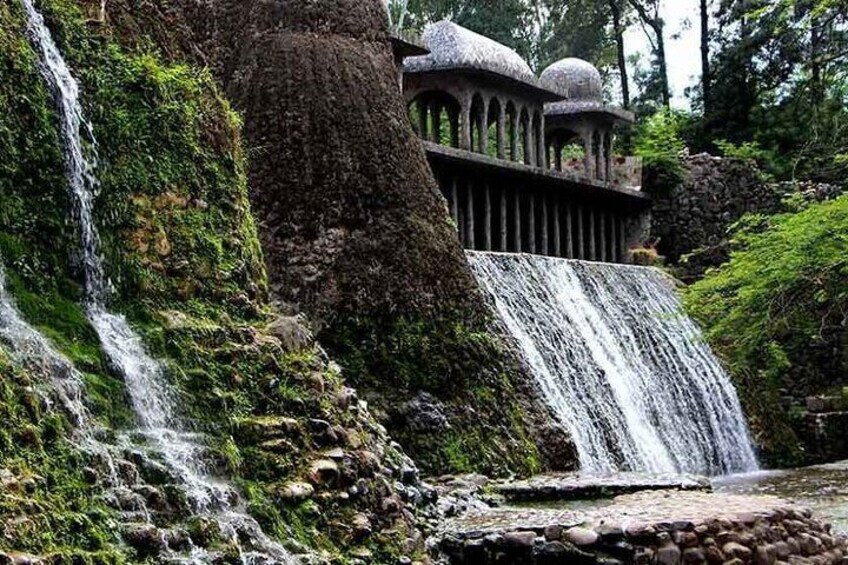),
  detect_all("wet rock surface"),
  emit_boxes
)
[495,472,711,502]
